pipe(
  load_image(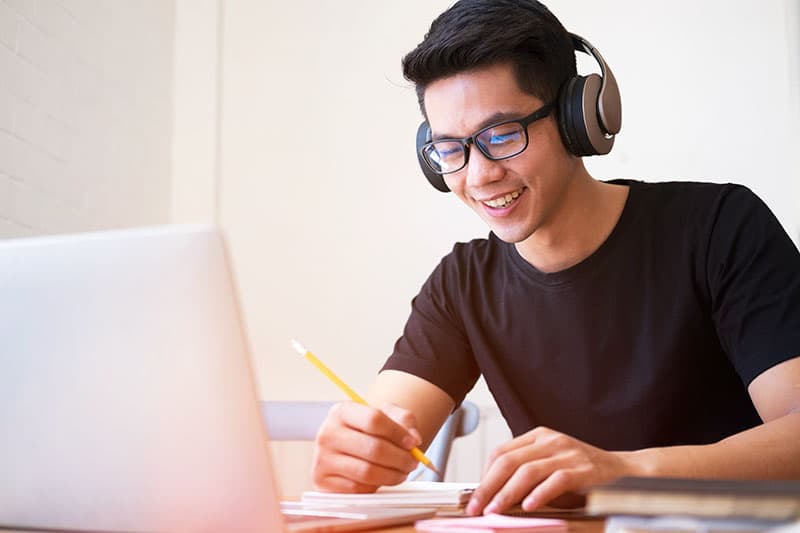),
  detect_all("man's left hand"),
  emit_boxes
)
[466,426,641,515]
